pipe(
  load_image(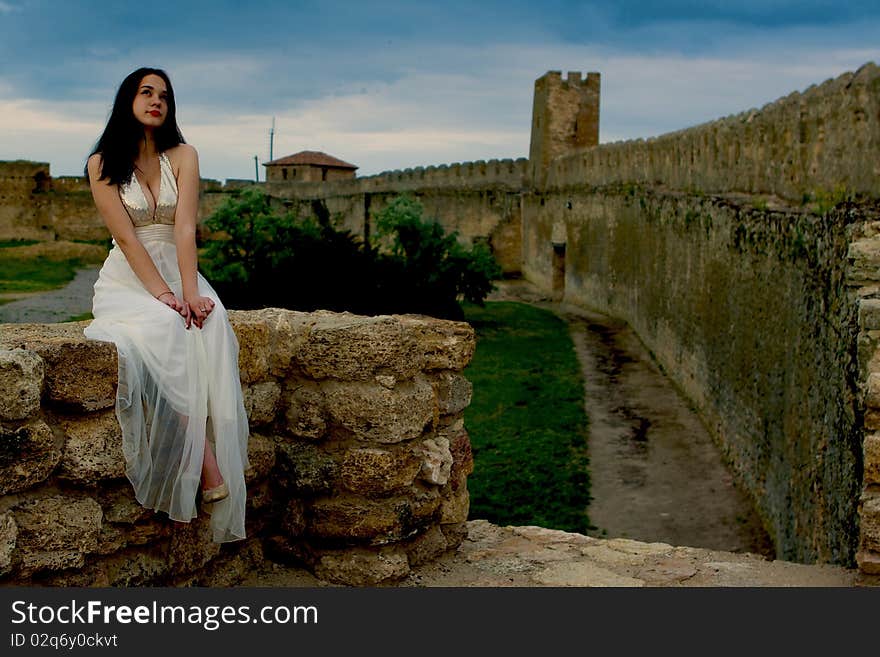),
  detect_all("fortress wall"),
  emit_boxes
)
[523,186,870,564]
[0,161,54,241]
[545,63,880,202]
[0,309,476,586]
